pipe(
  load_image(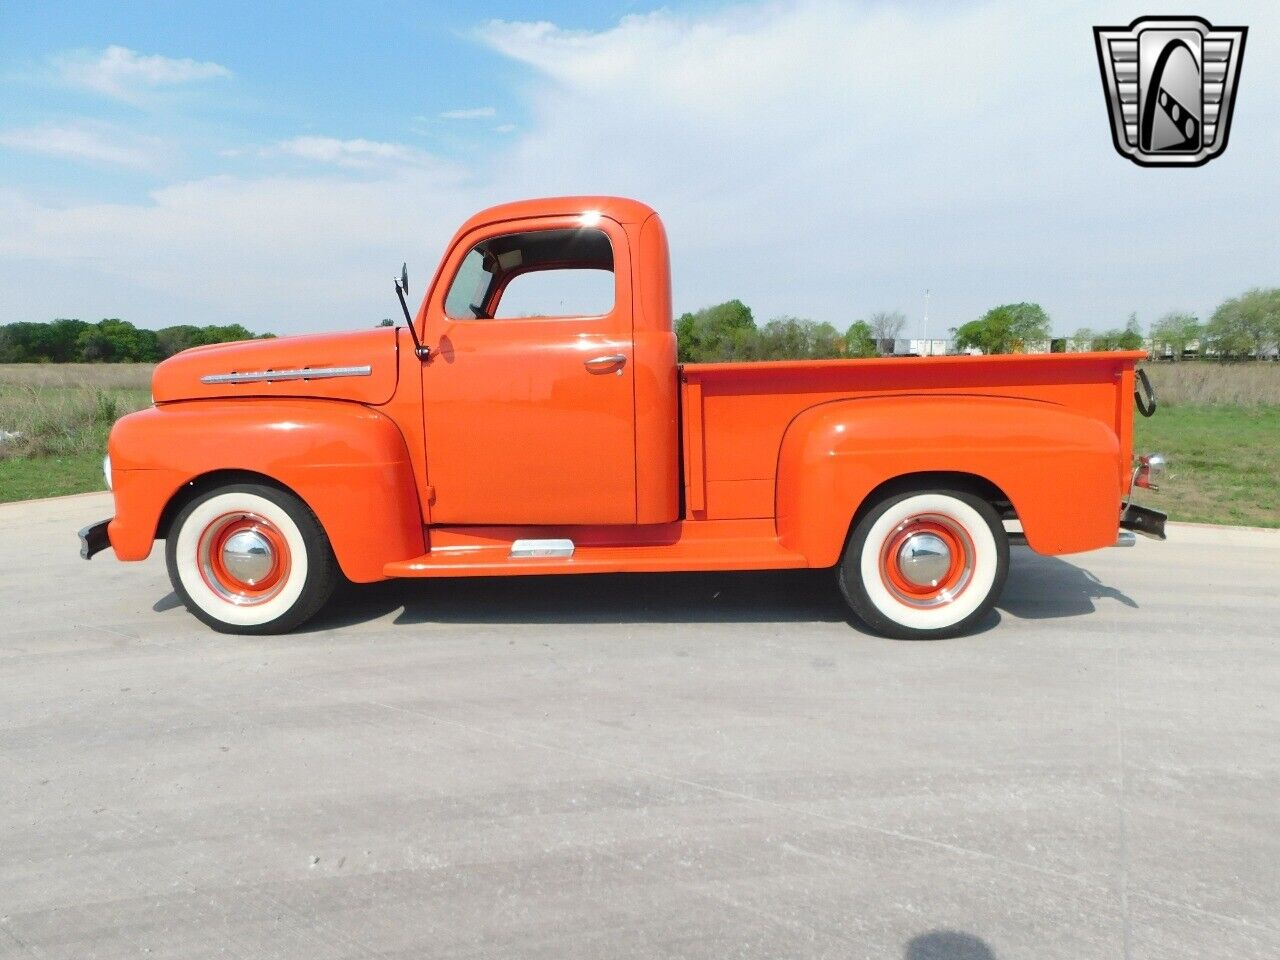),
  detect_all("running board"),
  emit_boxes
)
[382,522,806,579]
